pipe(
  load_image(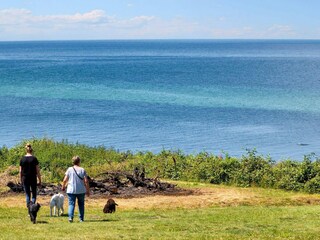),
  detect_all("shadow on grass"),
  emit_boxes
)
[85,219,119,223]
[44,213,68,218]
[43,213,117,223]
[36,220,49,224]
[43,214,68,219]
